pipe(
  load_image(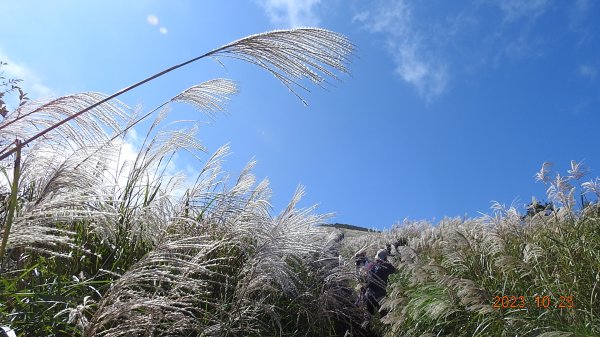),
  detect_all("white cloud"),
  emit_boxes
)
[579,64,597,80]
[393,41,448,101]
[259,0,322,27]
[354,0,411,34]
[354,0,448,101]
[0,50,53,109]
[146,14,167,35]
[147,14,159,26]
[352,11,369,24]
